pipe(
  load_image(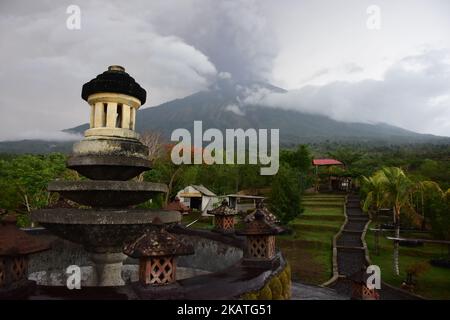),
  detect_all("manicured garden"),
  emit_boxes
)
[279,194,345,285]
[361,166,450,300]
[180,194,346,286]
[366,223,450,299]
